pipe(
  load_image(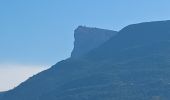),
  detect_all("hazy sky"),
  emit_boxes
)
[0,0,170,91]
